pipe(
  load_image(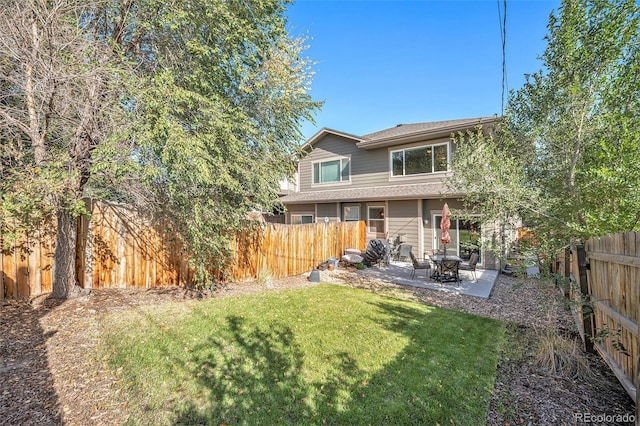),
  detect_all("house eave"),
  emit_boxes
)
[357,116,498,150]
[280,183,462,205]
[300,128,364,152]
